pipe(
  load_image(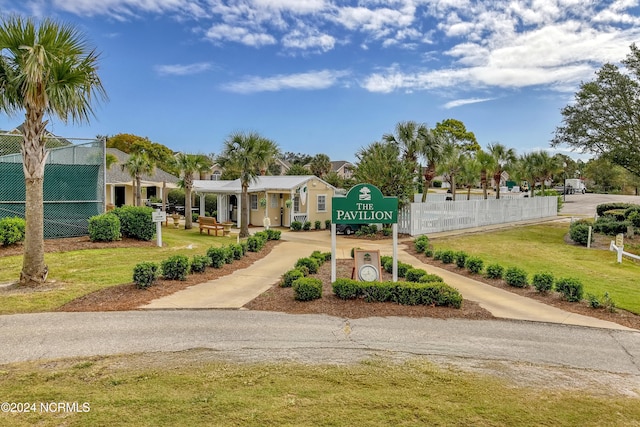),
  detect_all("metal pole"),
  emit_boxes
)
[331,223,337,283]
